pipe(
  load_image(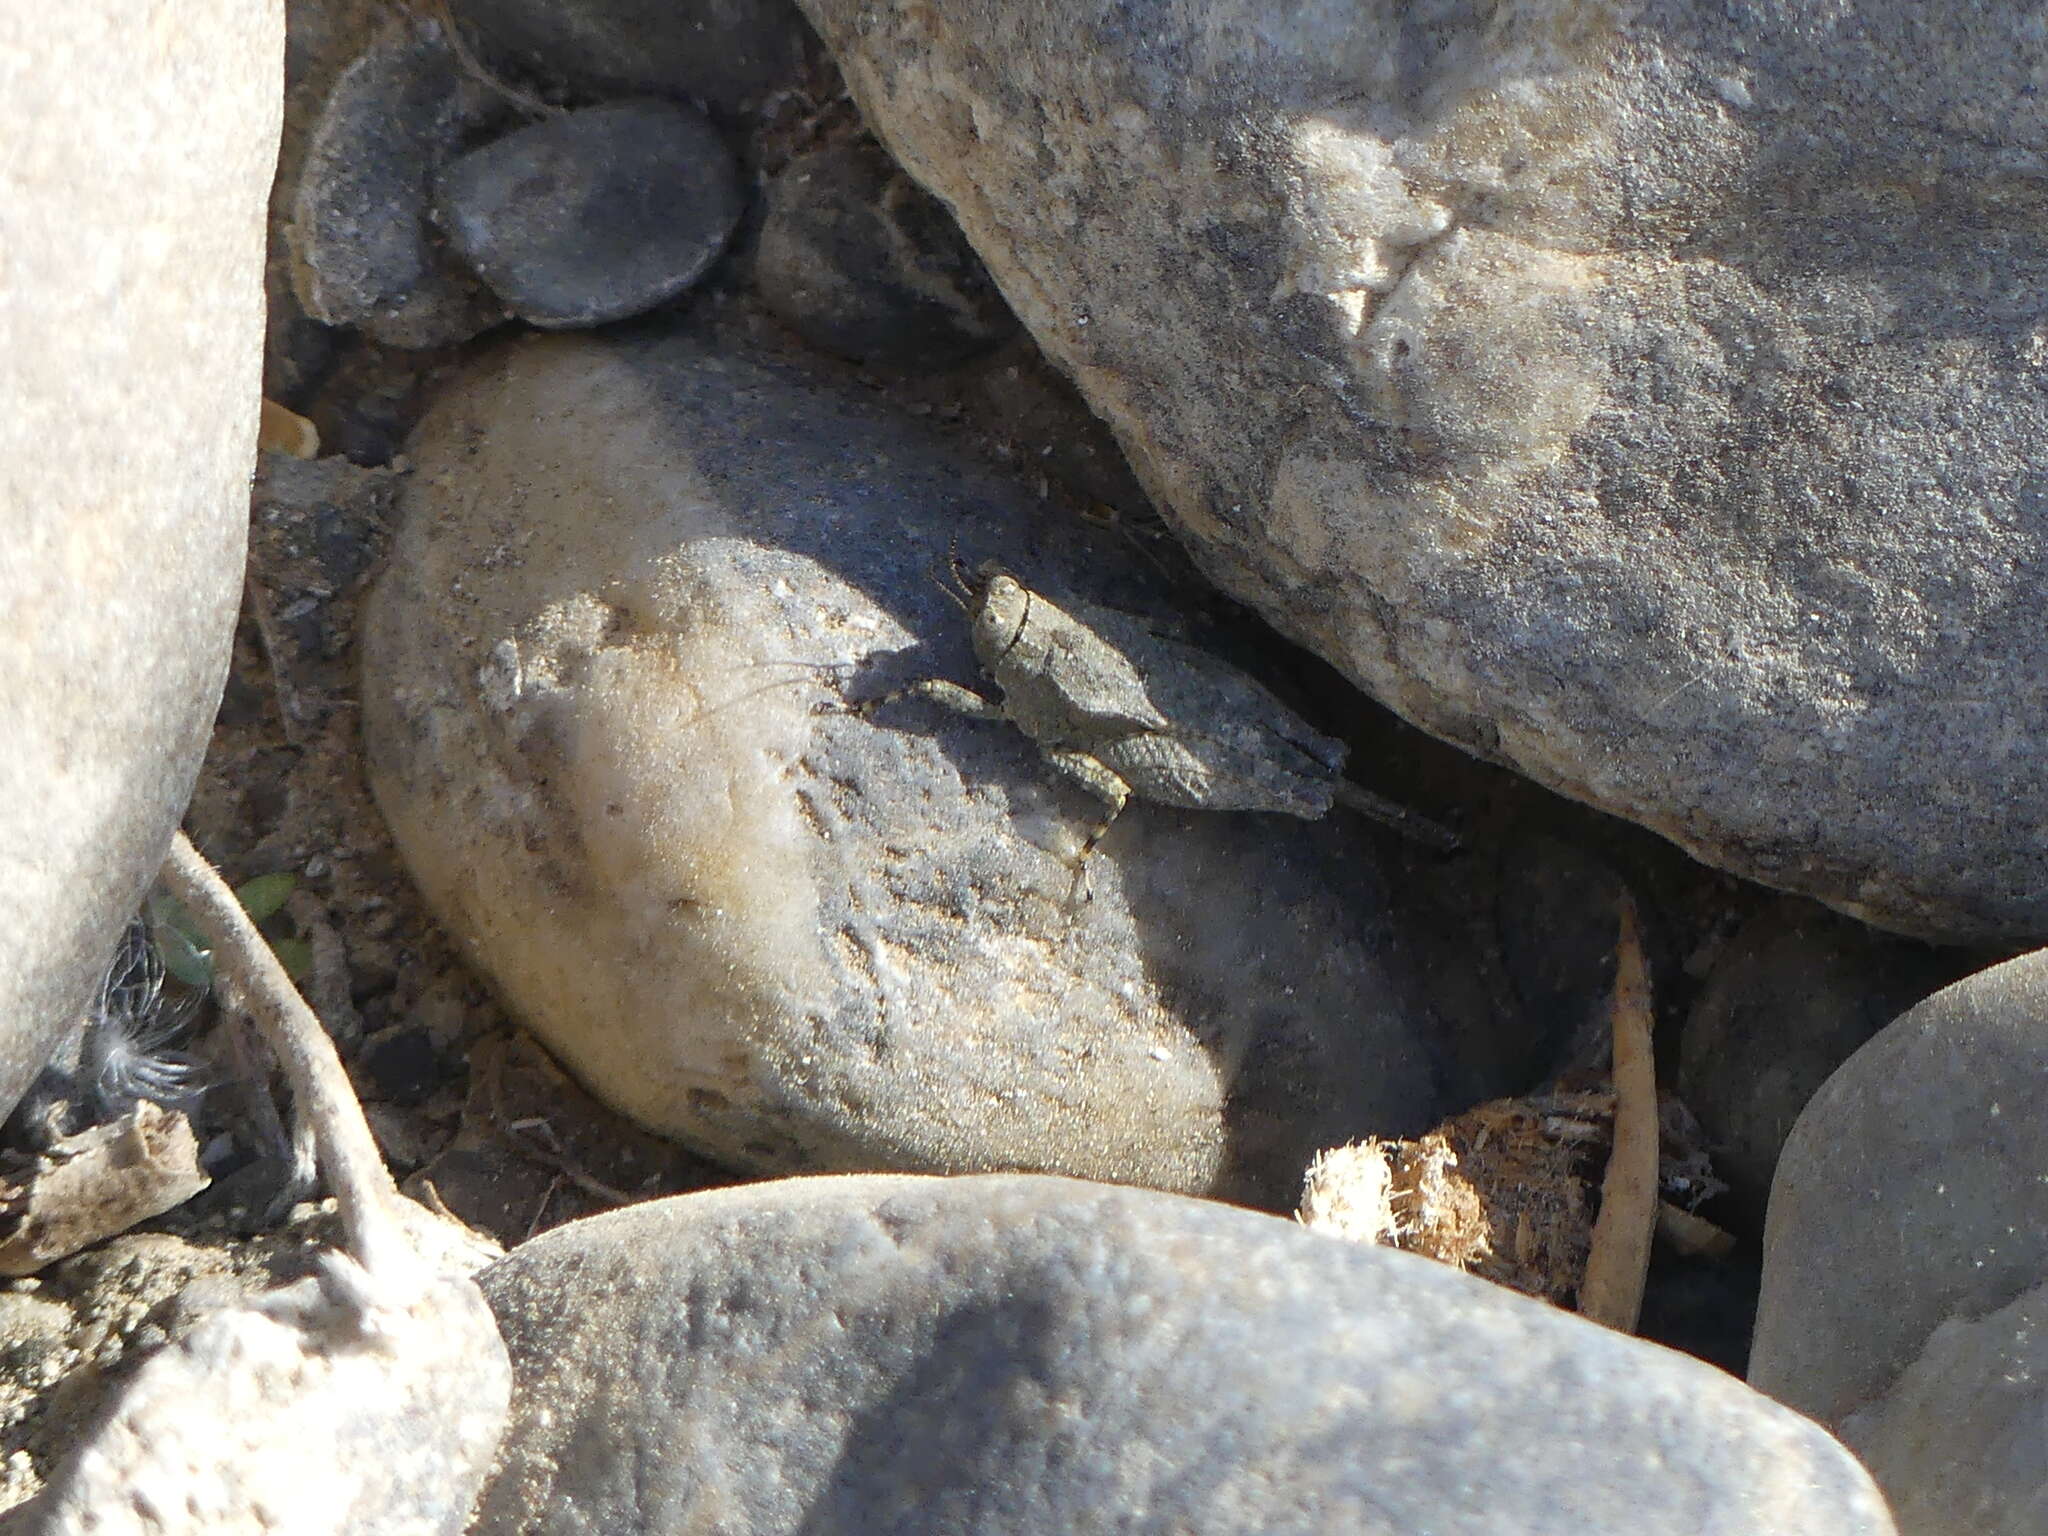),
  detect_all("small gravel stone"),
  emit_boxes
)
[1678,899,1949,1222]
[287,18,507,349]
[755,142,1016,368]
[356,1028,443,1108]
